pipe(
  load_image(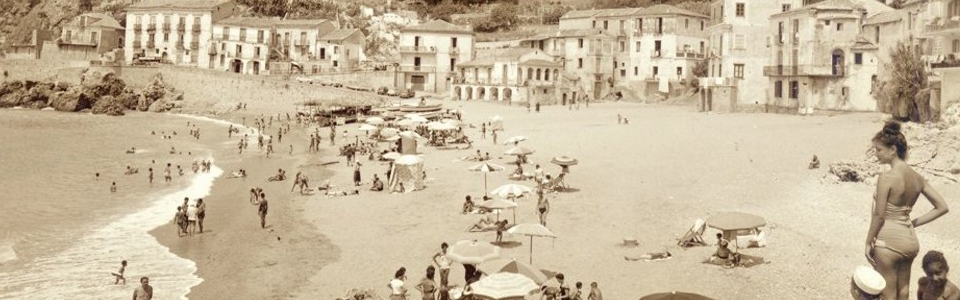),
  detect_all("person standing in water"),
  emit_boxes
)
[132,277,152,300]
[196,198,206,234]
[111,260,127,285]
